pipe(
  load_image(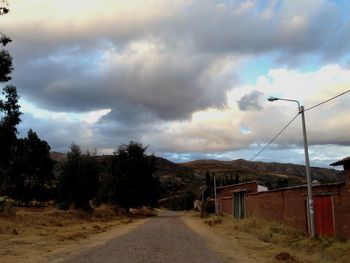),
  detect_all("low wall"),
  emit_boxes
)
[246,184,343,235]
[220,197,232,216]
[246,188,307,231]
